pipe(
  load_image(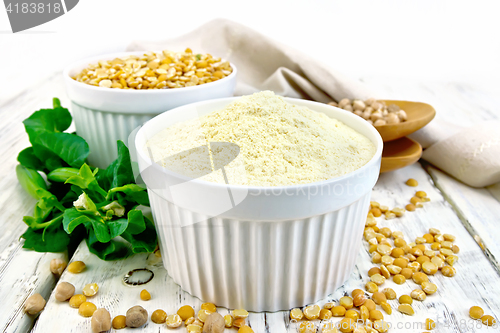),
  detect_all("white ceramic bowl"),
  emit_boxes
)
[63,51,237,168]
[135,97,383,311]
